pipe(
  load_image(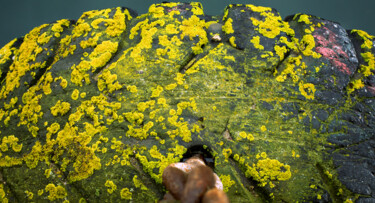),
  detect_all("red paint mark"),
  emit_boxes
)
[332,60,351,75]
[315,35,329,47]
[315,47,352,75]
[333,45,348,58]
[315,47,336,58]
[313,26,353,75]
